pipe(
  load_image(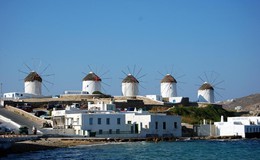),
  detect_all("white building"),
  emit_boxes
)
[161,74,177,98]
[214,116,260,138]
[197,82,214,103]
[146,95,162,102]
[3,92,41,99]
[52,103,182,138]
[196,116,260,138]
[82,72,102,94]
[122,74,139,97]
[24,71,42,95]
[88,101,116,111]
